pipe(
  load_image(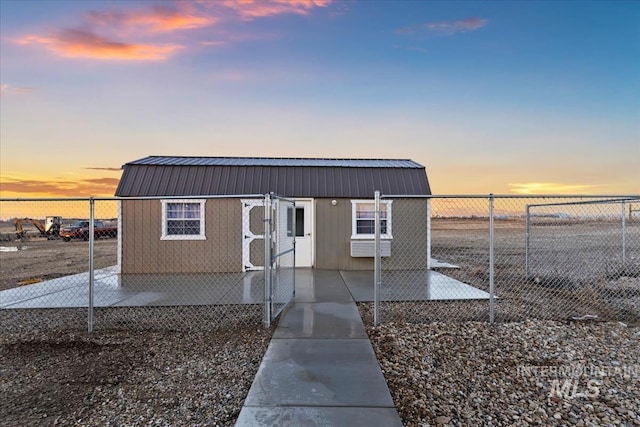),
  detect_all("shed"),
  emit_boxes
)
[115,156,431,273]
